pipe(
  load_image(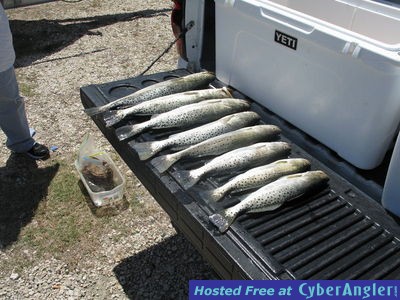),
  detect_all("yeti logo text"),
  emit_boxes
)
[275,30,297,50]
